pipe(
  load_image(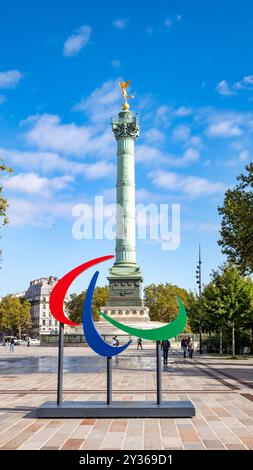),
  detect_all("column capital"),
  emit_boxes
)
[112,111,140,141]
